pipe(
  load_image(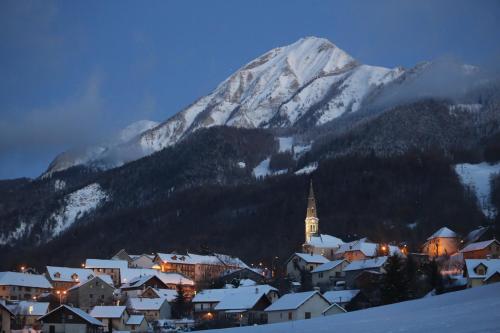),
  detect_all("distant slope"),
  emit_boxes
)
[205,283,500,333]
